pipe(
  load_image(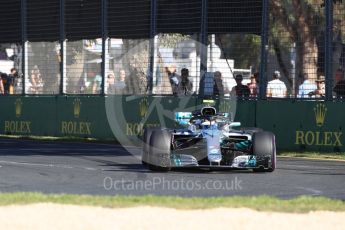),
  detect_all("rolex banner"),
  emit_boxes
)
[56,97,113,139]
[256,101,345,152]
[0,96,344,152]
[1,97,57,136]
